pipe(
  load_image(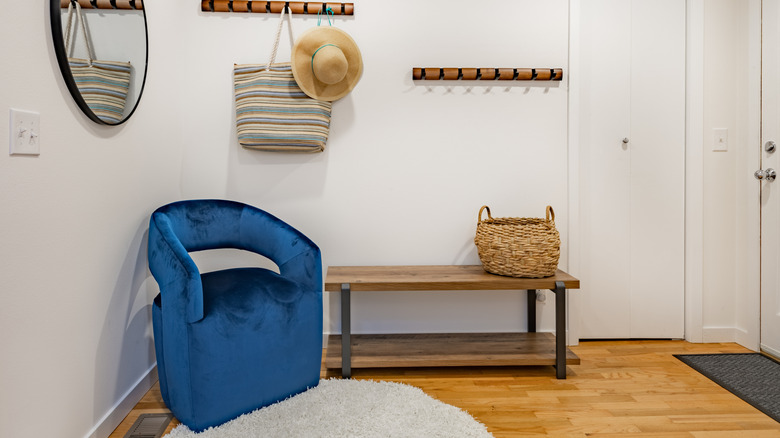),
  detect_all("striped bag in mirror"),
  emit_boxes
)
[64,1,132,124]
[68,58,132,124]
